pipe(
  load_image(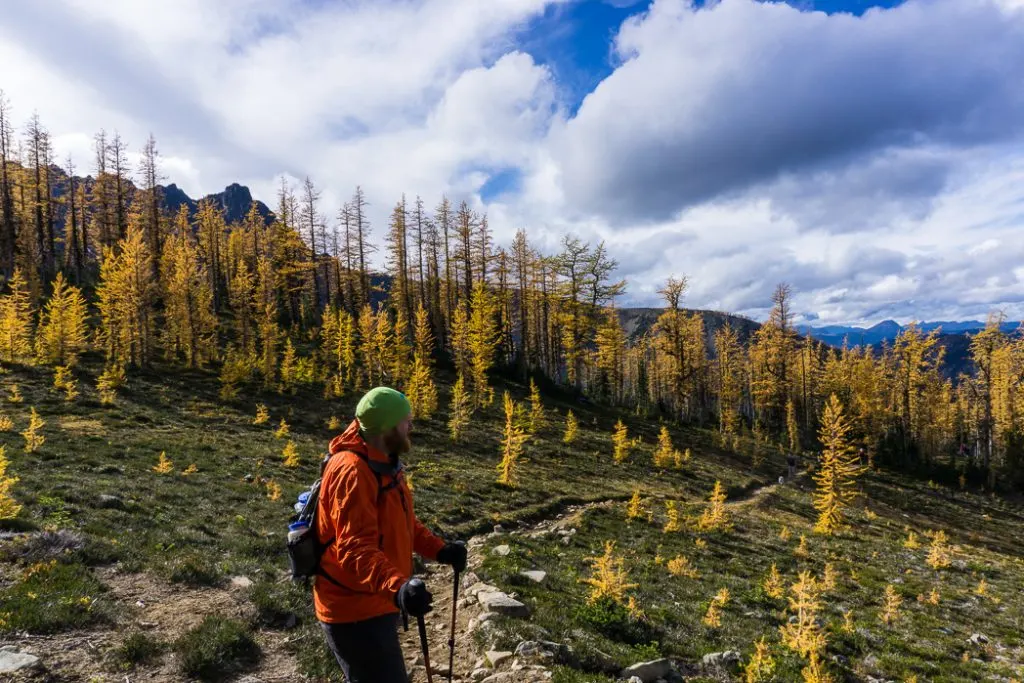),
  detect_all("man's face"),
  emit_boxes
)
[383,414,413,455]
